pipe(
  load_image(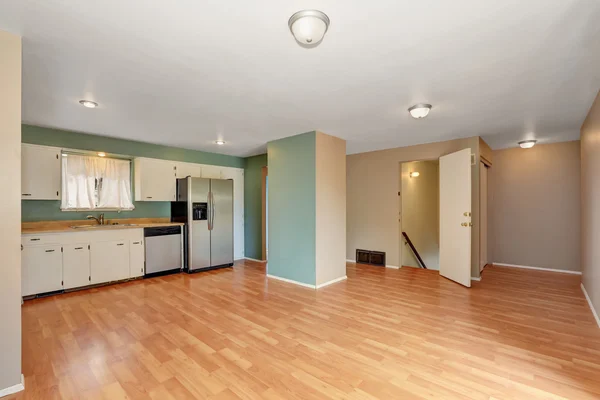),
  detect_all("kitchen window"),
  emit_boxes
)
[61,153,134,211]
